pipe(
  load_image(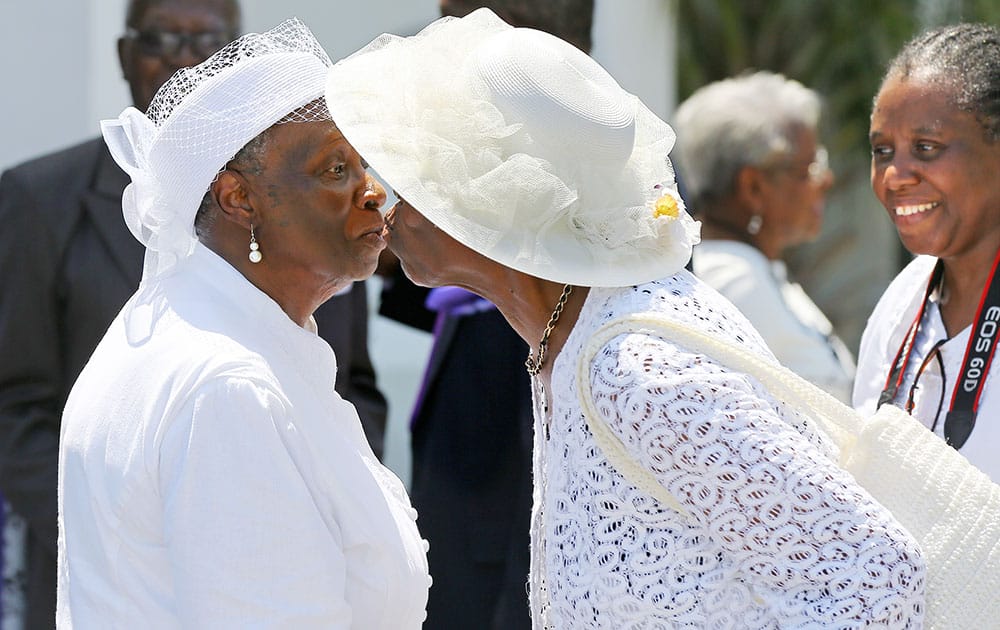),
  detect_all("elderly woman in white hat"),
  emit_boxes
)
[326,9,925,628]
[57,19,429,628]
